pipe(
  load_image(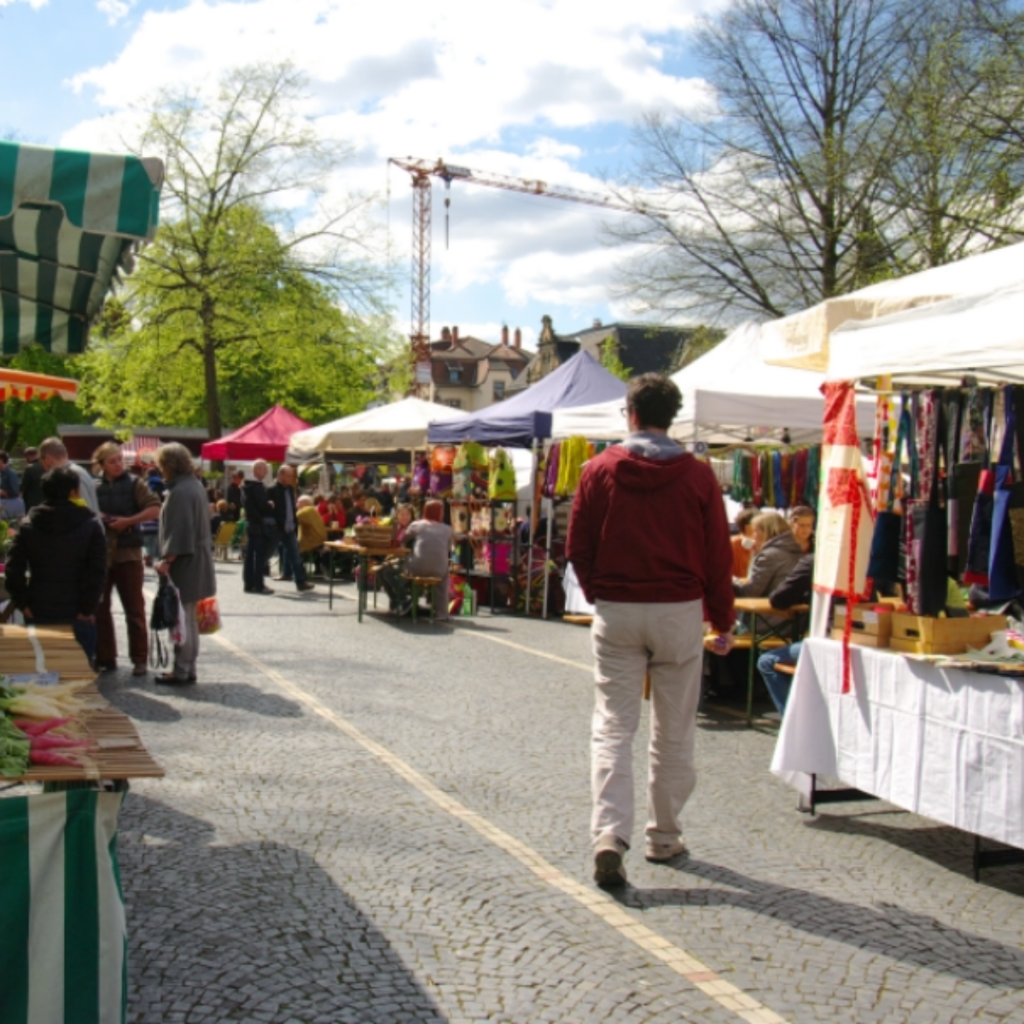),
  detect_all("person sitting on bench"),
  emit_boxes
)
[757,546,814,716]
[376,500,452,619]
